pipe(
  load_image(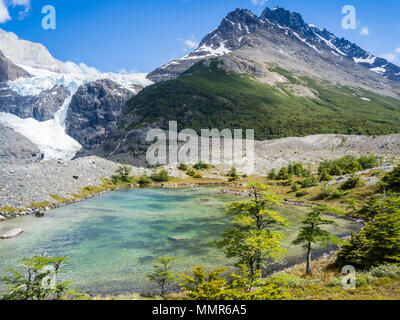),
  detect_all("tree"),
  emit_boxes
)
[216,183,287,276]
[111,165,133,184]
[146,257,177,297]
[267,169,277,180]
[381,164,400,192]
[1,255,70,300]
[226,264,288,300]
[179,265,288,301]
[179,266,227,300]
[227,167,240,182]
[337,197,400,269]
[292,206,343,275]
[277,167,290,180]
[340,174,363,190]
